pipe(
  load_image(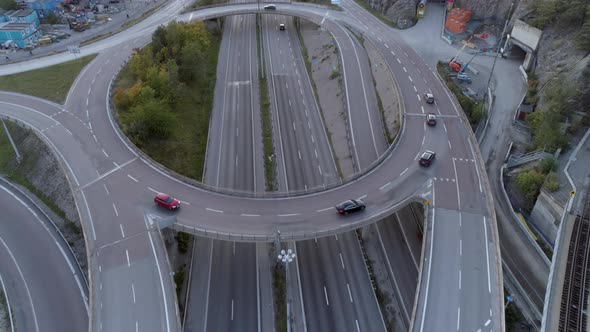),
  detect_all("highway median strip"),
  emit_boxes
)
[257,14,277,191]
